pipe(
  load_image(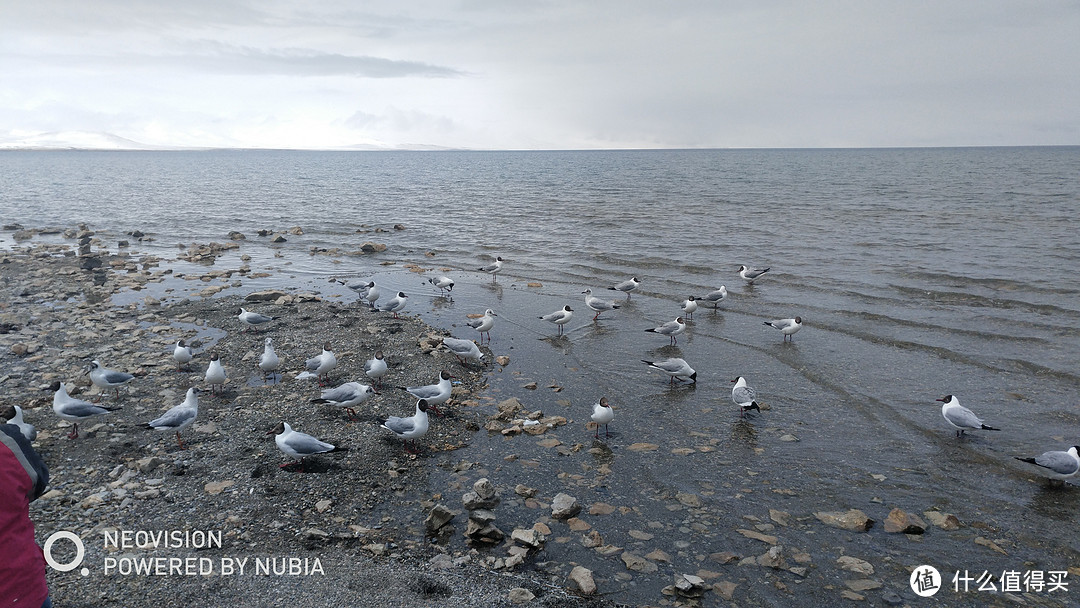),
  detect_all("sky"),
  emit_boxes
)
[1,1,1078,150]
